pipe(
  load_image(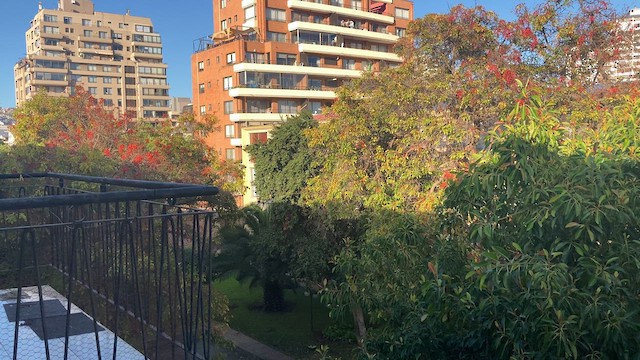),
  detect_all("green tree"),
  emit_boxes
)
[6,88,242,208]
[245,112,317,203]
